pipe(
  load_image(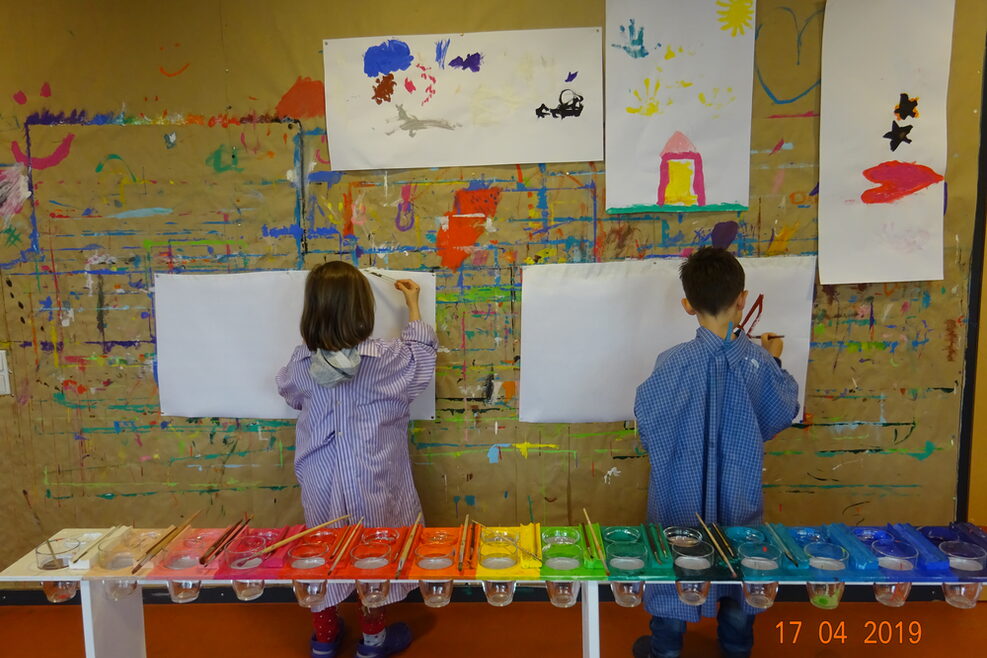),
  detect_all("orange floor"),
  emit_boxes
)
[1,598,985,657]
